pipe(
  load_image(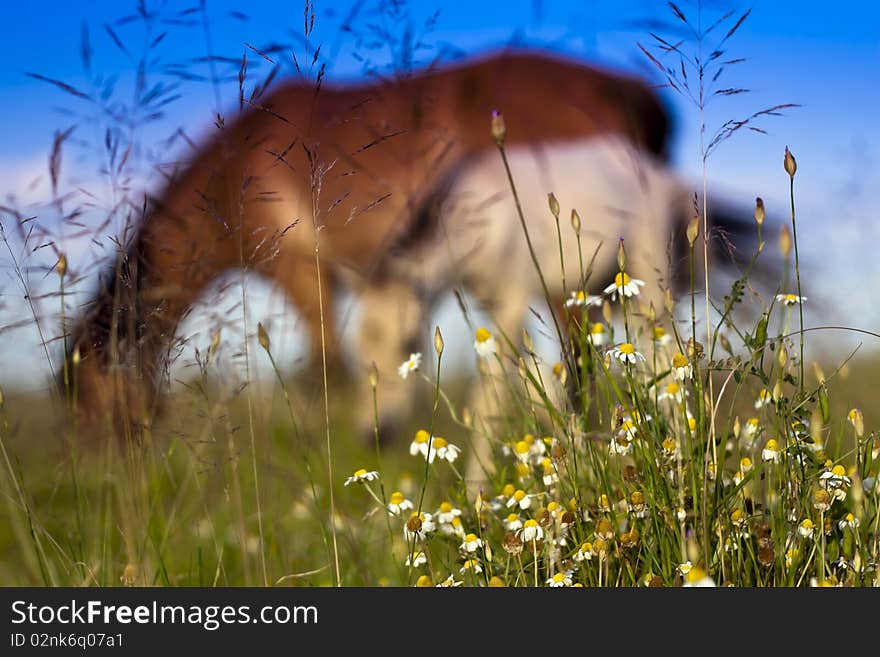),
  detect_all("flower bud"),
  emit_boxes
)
[617,237,626,272]
[210,328,221,353]
[686,216,700,247]
[784,146,797,178]
[434,326,444,355]
[257,322,270,351]
[490,110,506,145]
[369,362,379,388]
[754,197,765,226]
[570,208,581,233]
[547,193,560,218]
[56,252,67,278]
[522,328,534,354]
[779,224,792,258]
